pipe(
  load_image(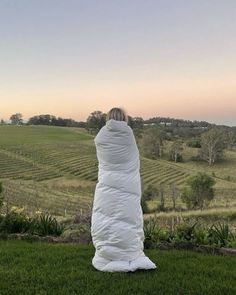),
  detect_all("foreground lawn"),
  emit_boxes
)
[0,240,235,295]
